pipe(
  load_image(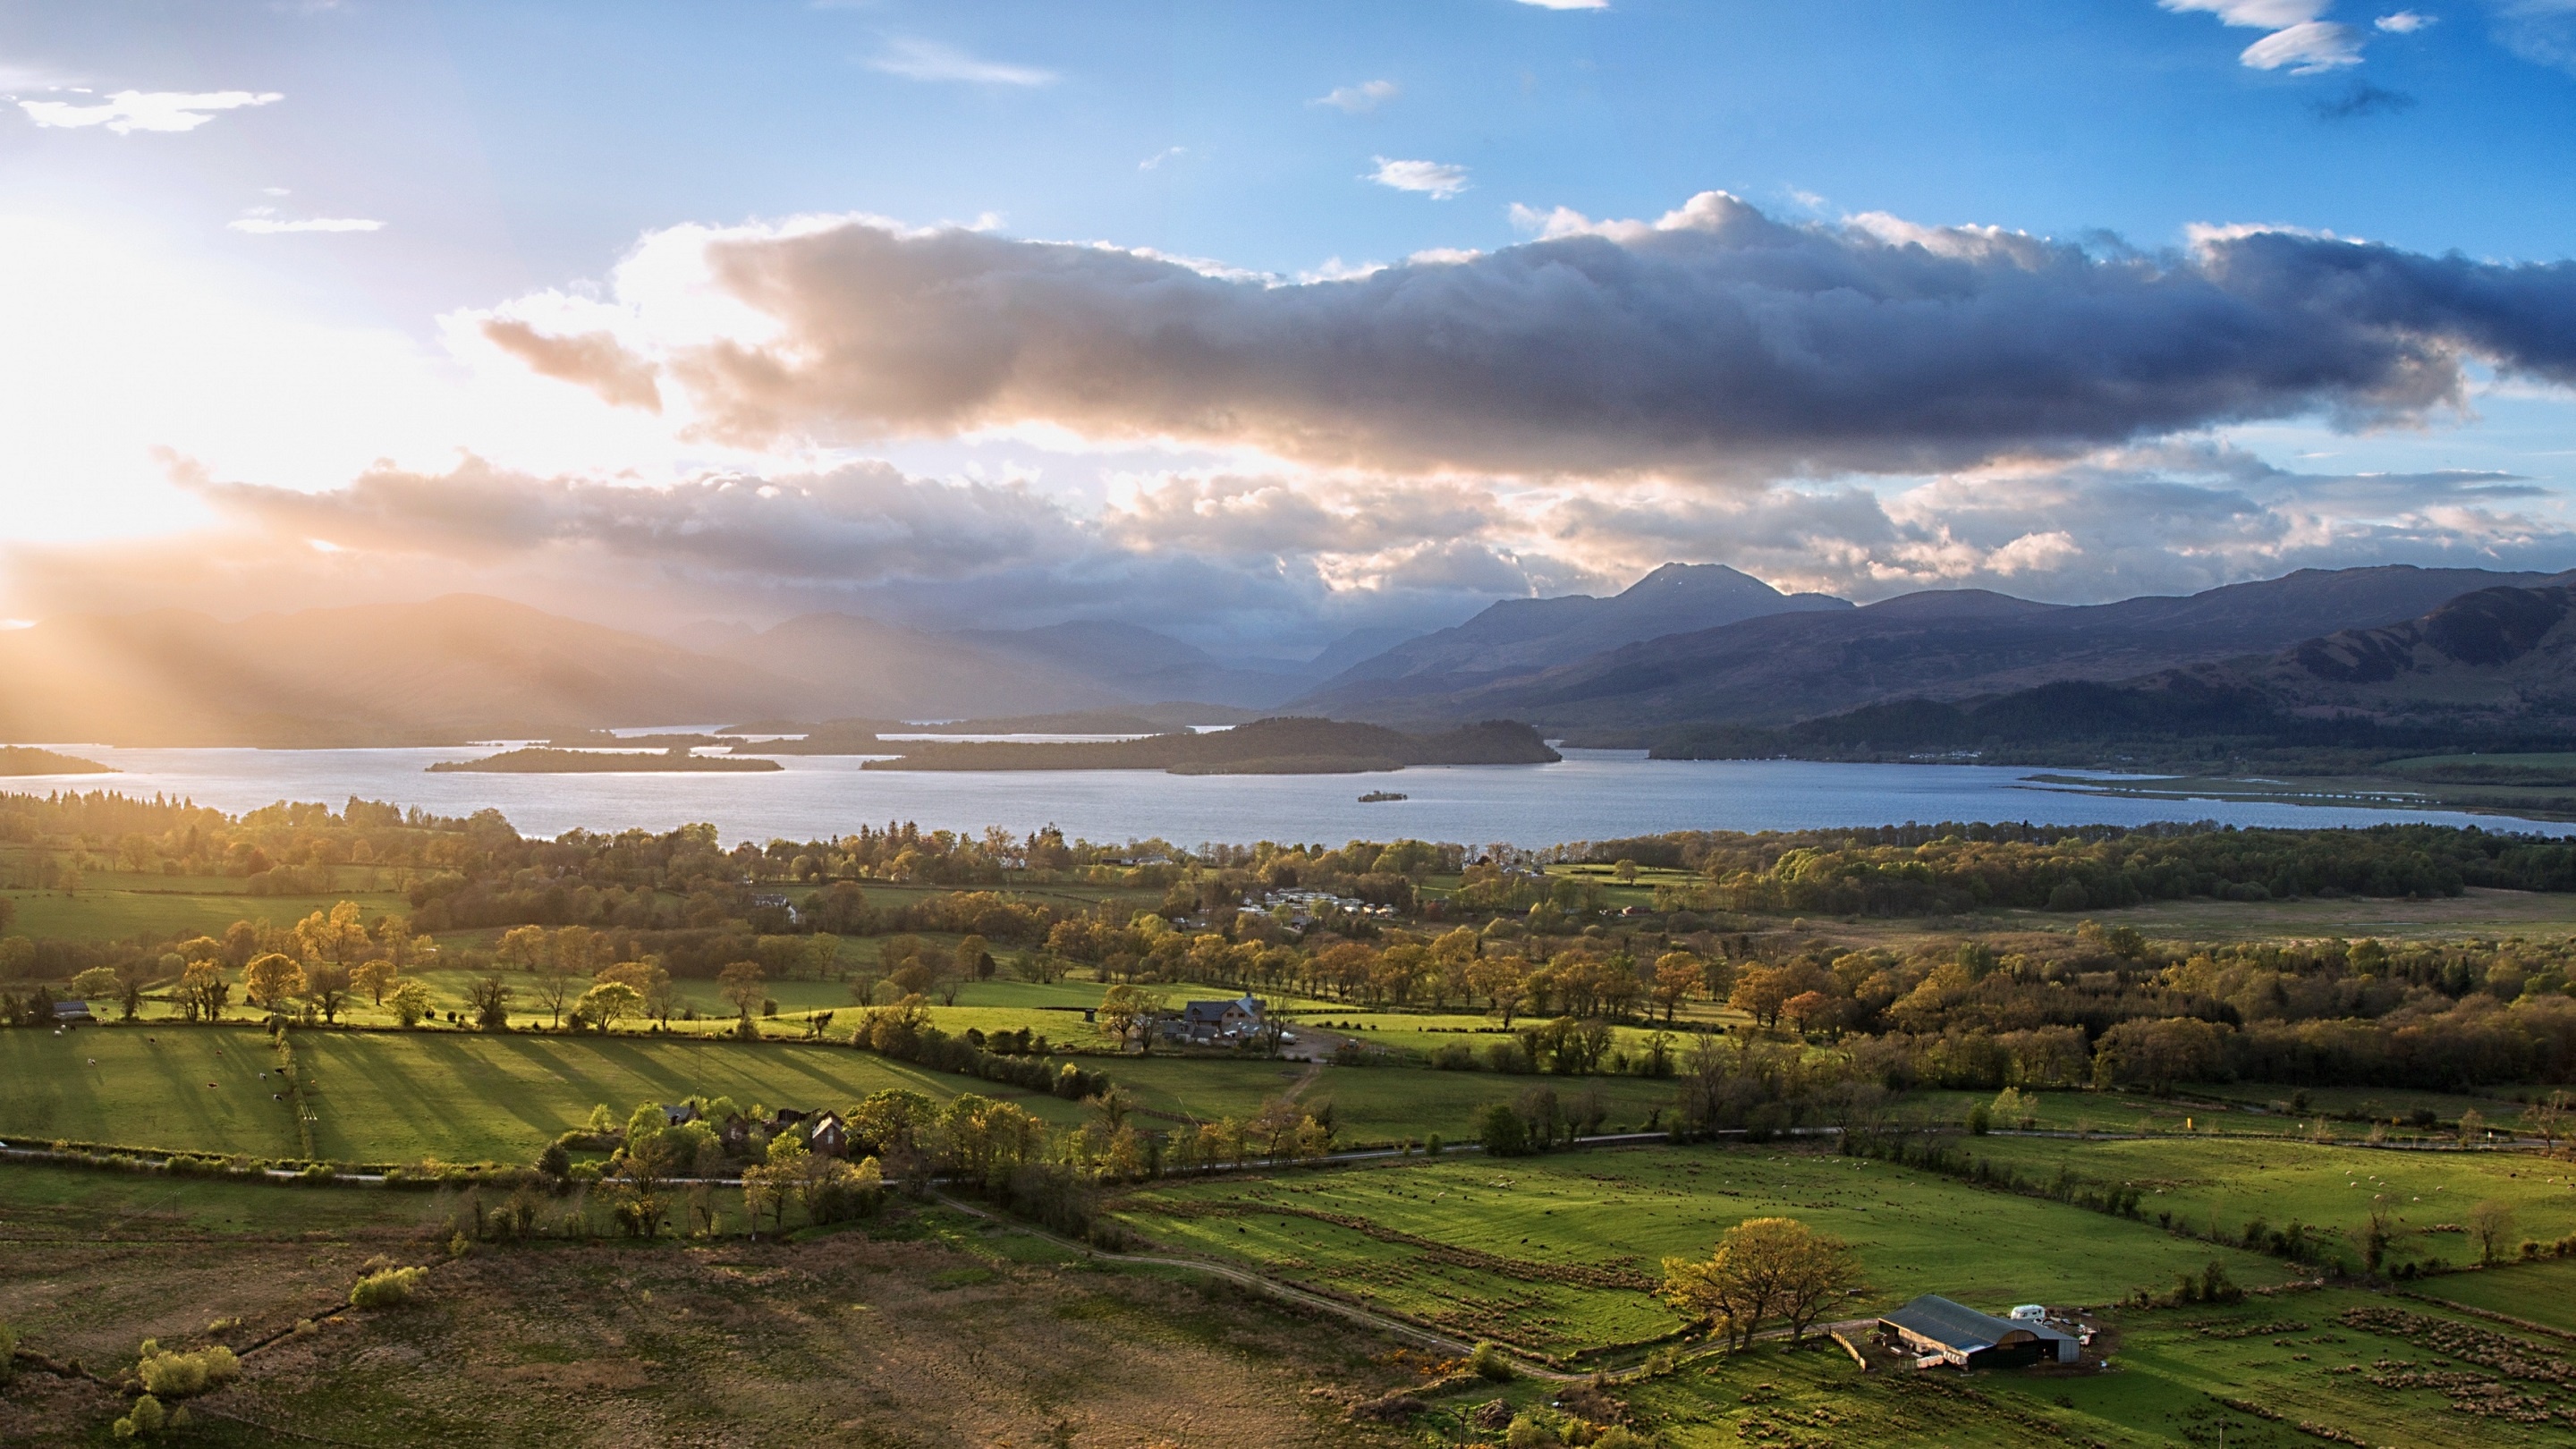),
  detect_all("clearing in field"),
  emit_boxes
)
[1107,1144,2289,1361]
